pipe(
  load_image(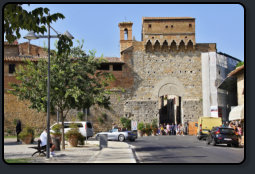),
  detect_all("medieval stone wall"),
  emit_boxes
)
[4,93,55,136]
[115,43,208,124]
